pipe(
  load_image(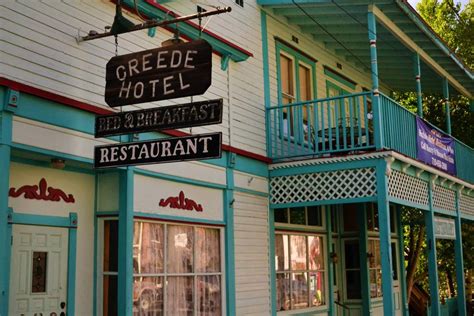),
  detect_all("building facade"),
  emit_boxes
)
[0,1,472,316]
